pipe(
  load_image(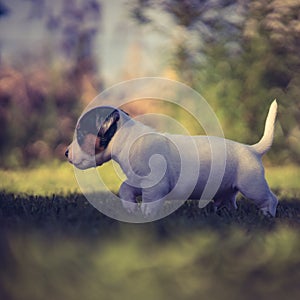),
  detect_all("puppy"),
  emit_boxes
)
[66,101,278,217]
